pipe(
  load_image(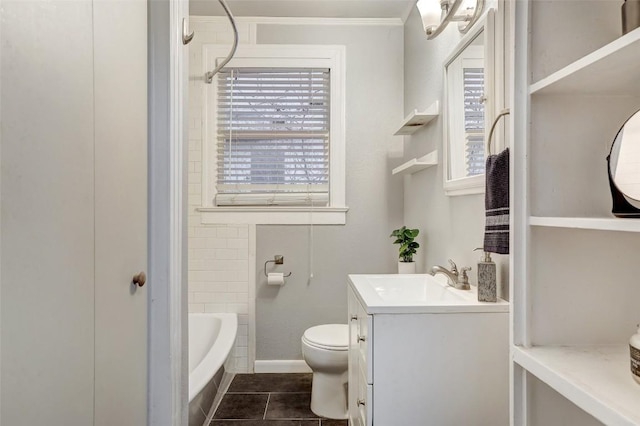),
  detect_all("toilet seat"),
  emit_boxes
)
[302,324,348,351]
